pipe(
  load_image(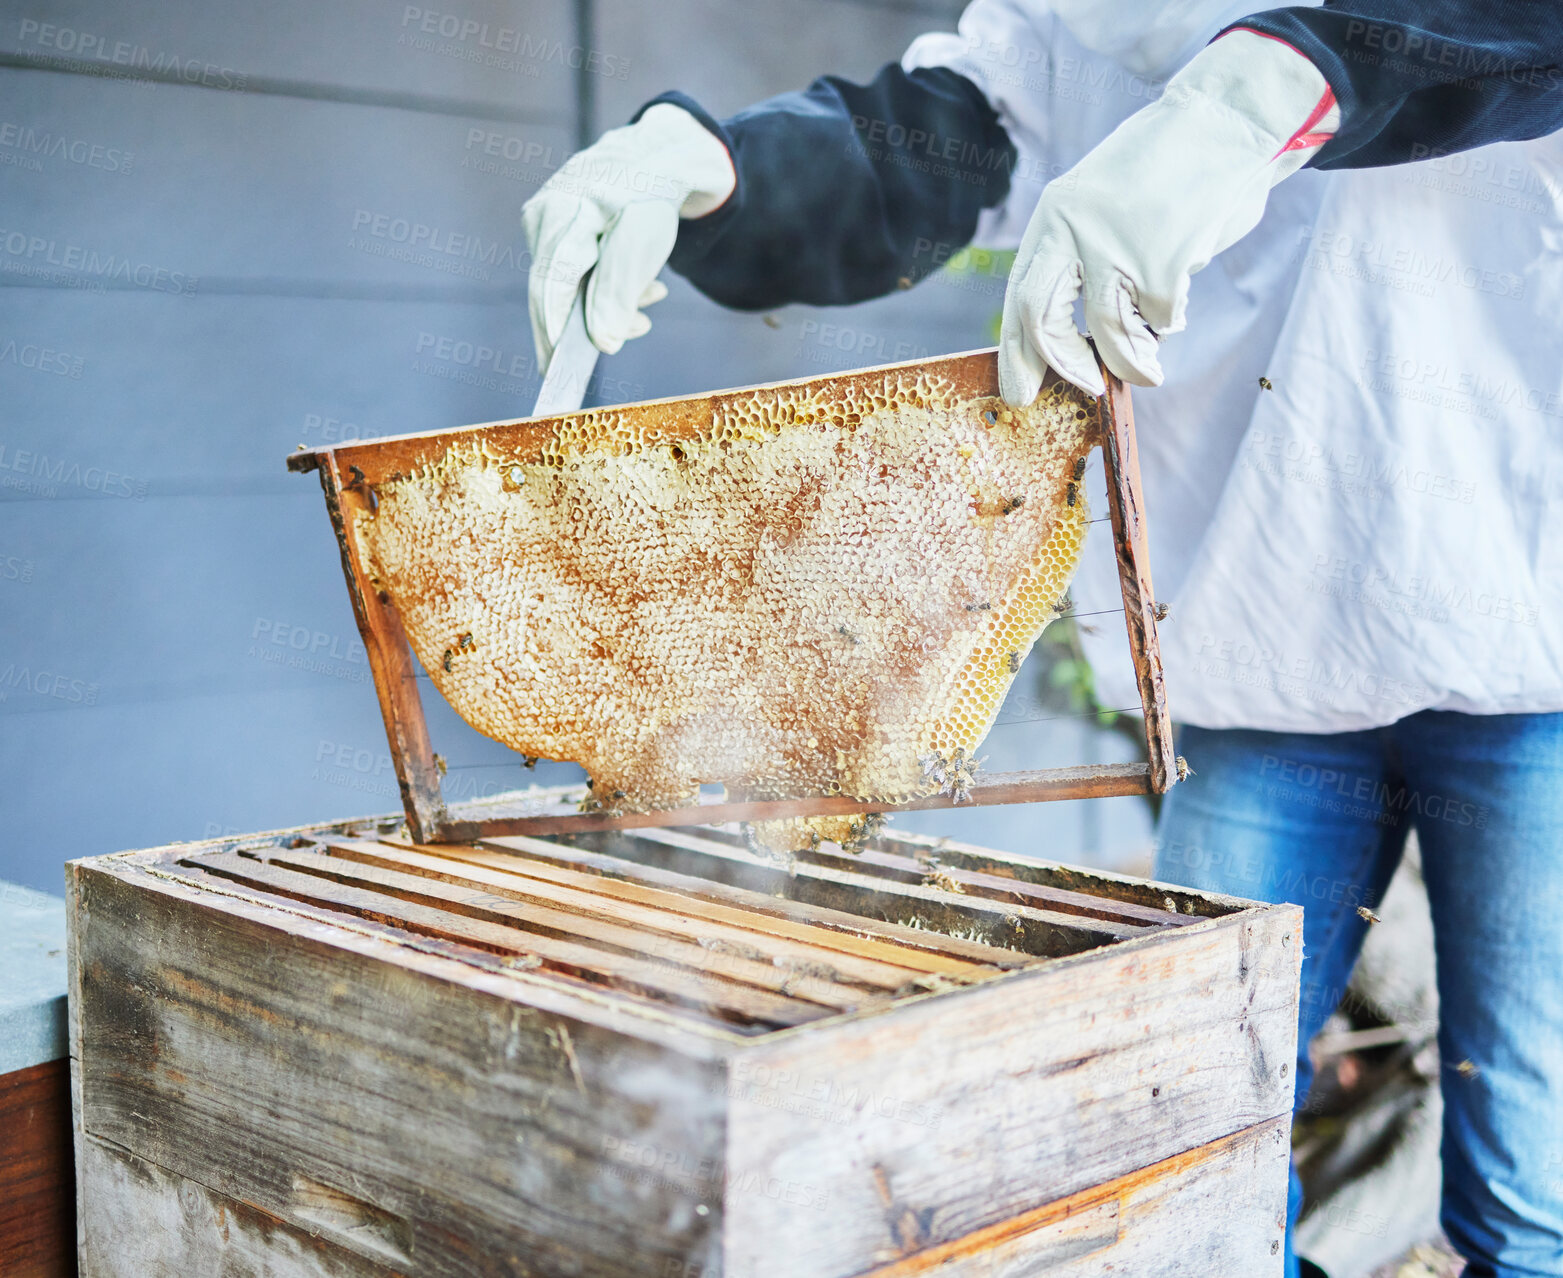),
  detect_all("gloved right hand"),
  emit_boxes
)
[523,103,735,367]
[997,29,1338,404]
